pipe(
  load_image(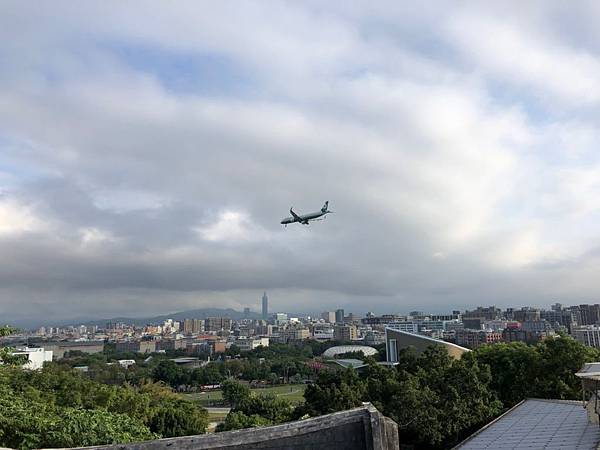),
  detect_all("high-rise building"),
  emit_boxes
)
[513,308,541,322]
[262,292,269,319]
[463,306,502,321]
[205,317,232,332]
[321,311,336,323]
[183,319,204,335]
[574,326,600,347]
[579,304,600,326]
[333,324,357,342]
[335,309,345,323]
[274,313,288,325]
